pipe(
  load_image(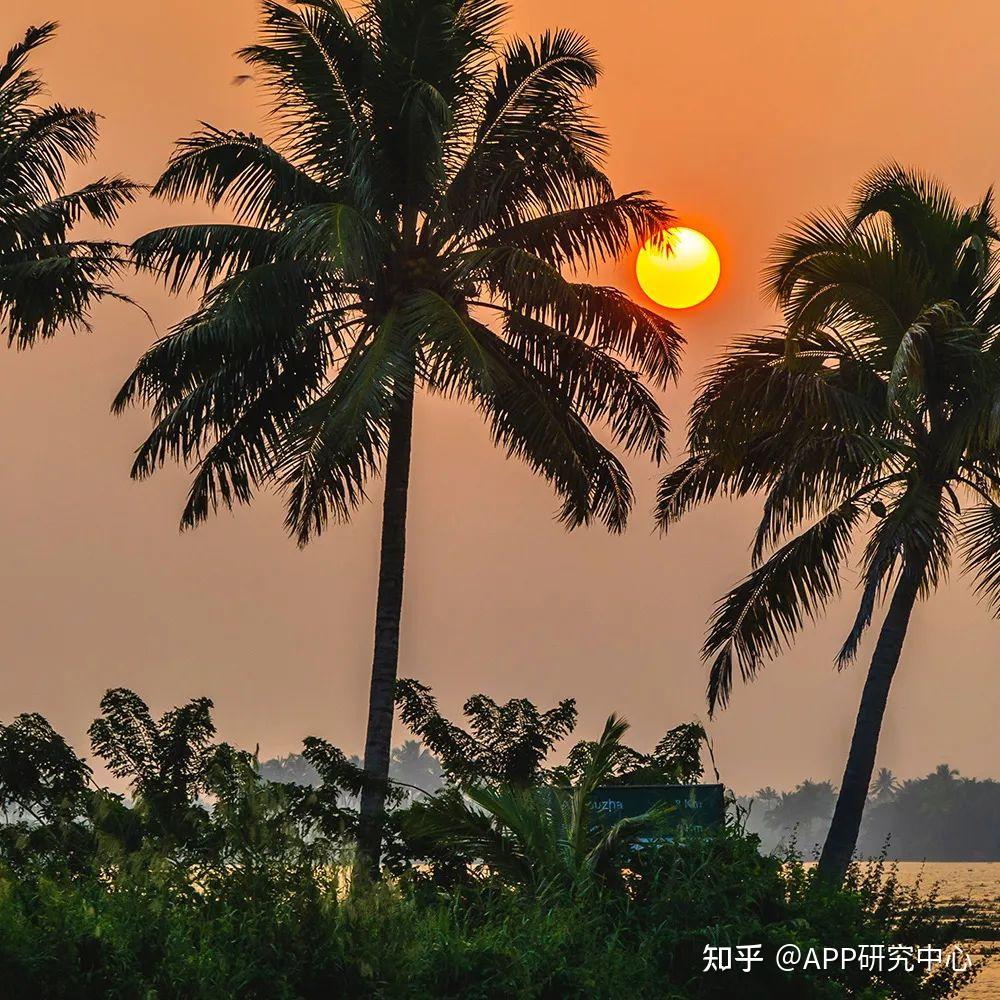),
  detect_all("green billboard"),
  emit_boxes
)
[589,784,725,831]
